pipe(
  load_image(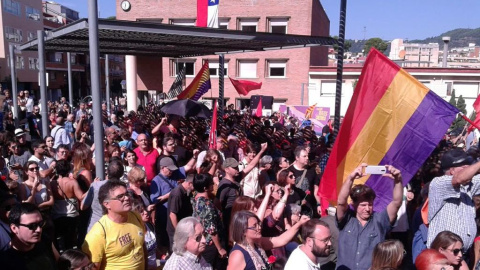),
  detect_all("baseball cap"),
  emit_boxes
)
[440,148,474,170]
[159,157,178,171]
[223,157,239,168]
[14,128,25,137]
